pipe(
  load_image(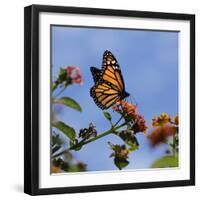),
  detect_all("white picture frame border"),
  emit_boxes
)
[39,11,191,189]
